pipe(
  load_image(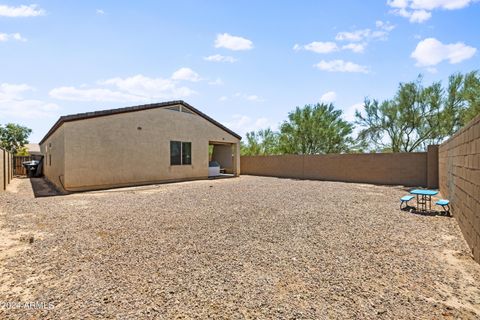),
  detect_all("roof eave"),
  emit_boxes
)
[39,100,241,145]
